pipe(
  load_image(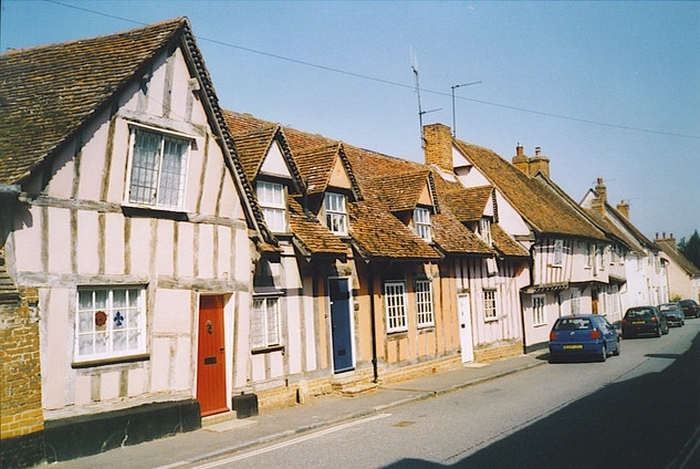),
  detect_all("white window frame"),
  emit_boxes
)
[415,279,434,327]
[324,192,348,235]
[532,294,546,326]
[126,126,190,209]
[413,207,432,242]
[251,294,281,349]
[483,289,498,321]
[553,239,564,267]
[385,281,408,333]
[75,286,147,363]
[479,218,492,246]
[570,288,581,315]
[256,181,287,232]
